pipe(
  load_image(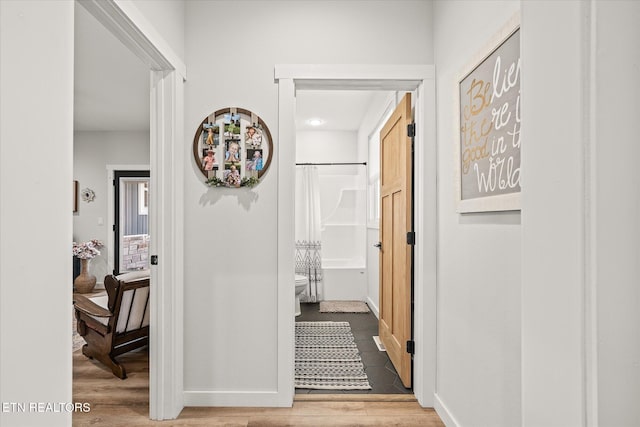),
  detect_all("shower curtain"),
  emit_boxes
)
[295,165,323,302]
